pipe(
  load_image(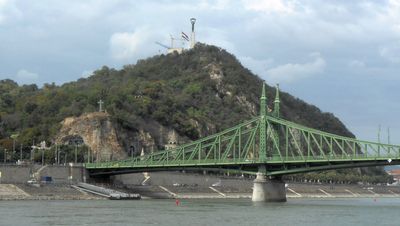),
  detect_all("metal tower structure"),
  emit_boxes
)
[190,18,196,48]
